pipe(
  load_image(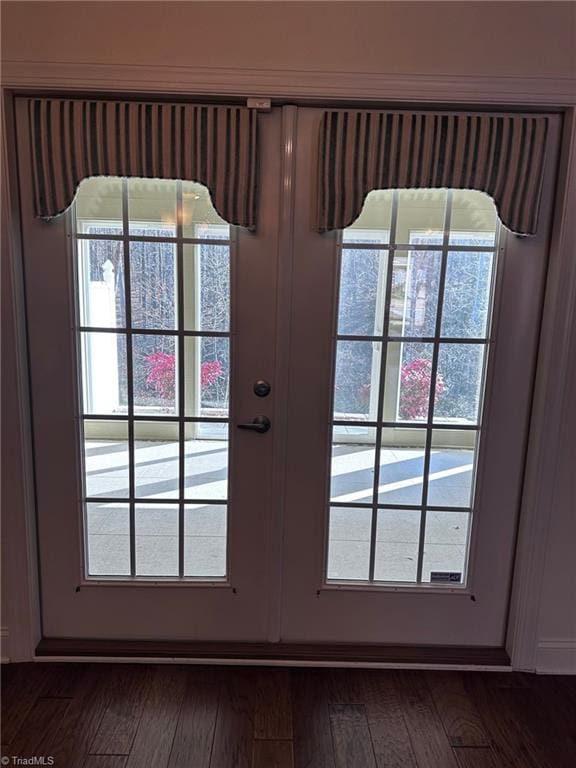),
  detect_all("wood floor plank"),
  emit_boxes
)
[253,739,294,768]
[322,669,377,768]
[167,677,220,768]
[89,664,155,755]
[292,669,336,768]
[426,672,490,747]
[360,671,417,768]
[209,669,255,768]
[50,665,114,768]
[480,672,529,689]
[83,757,128,768]
[1,660,90,748]
[9,697,71,758]
[125,666,188,768]
[254,669,293,740]
[528,674,576,740]
[394,671,460,768]
[463,673,551,768]
[556,675,576,709]
[326,669,363,704]
[330,702,378,768]
[1,663,51,744]
[453,747,502,768]
[38,662,91,697]
[500,683,576,768]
